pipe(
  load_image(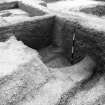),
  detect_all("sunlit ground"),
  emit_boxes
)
[47,0,104,12]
